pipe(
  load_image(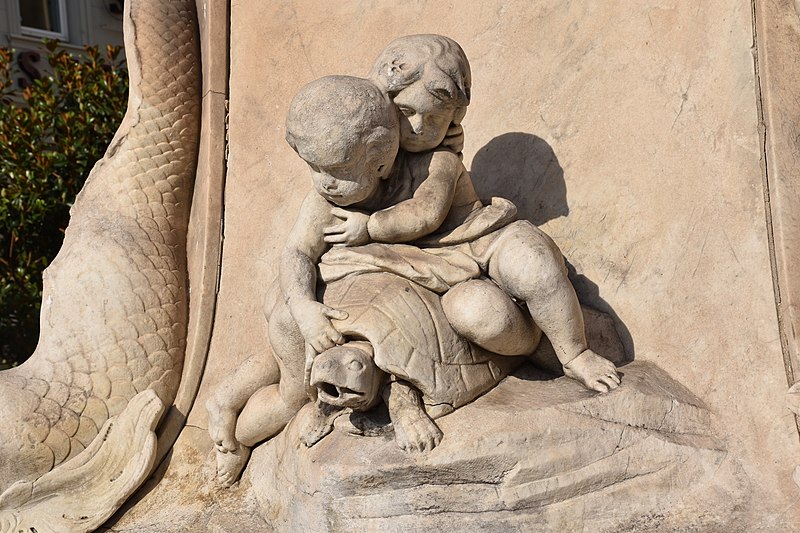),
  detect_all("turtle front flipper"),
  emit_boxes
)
[383,380,443,453]
[299,399,345,448]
